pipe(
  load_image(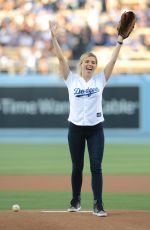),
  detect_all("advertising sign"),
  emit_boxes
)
[0,86,139,128]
